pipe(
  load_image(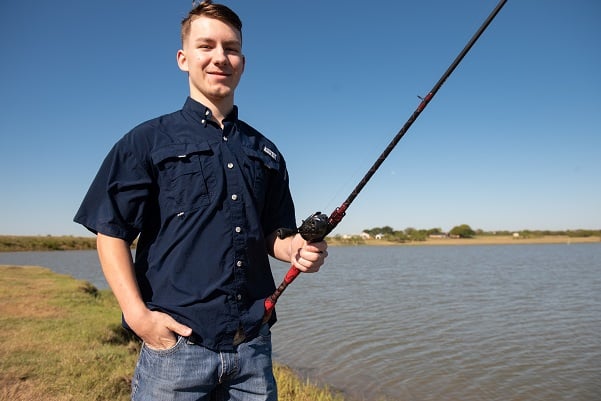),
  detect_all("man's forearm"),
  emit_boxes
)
[96,233,147,320]
[96,233,192,344]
